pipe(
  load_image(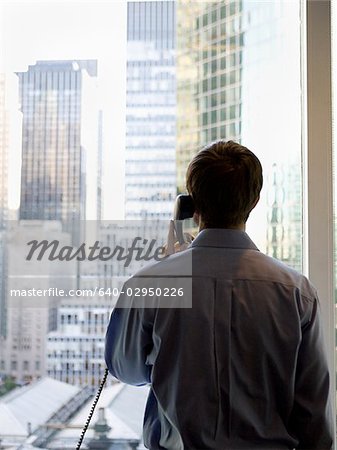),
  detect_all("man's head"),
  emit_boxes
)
[186,140,263,229]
